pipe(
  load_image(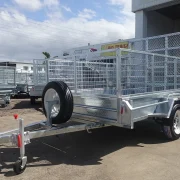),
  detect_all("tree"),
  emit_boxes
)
[42,52,51,59]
